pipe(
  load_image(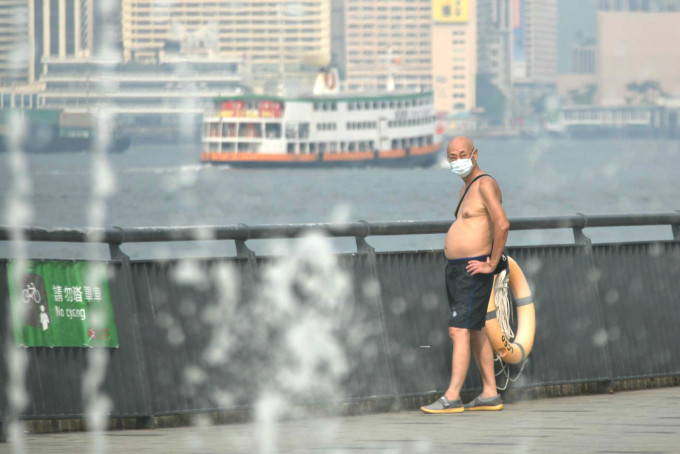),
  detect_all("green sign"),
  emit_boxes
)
[8,261,119,348]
